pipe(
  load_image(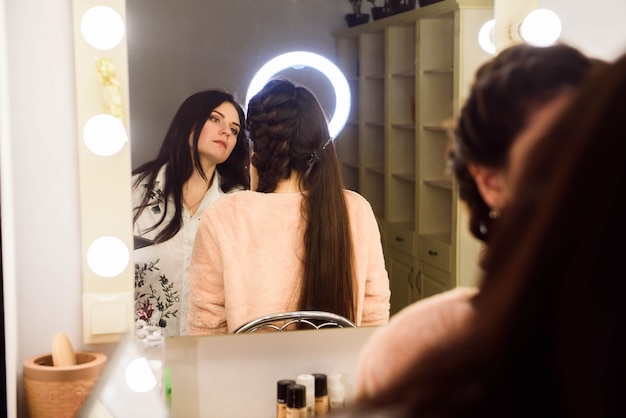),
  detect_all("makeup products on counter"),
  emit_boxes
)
[286,384,307,418]
[277,379,296,418]
[277,373,341,417]
[313,374,329,416]
[328,373,346,410]
[296,374,315,418]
